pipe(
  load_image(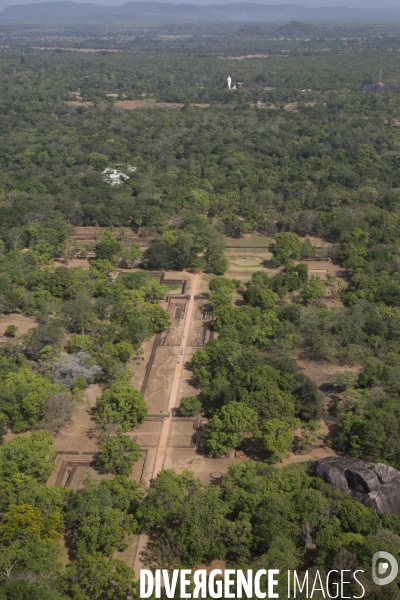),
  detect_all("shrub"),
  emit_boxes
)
[5,325,18,338]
